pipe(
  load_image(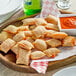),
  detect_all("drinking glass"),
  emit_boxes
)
[57,0,71,9]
